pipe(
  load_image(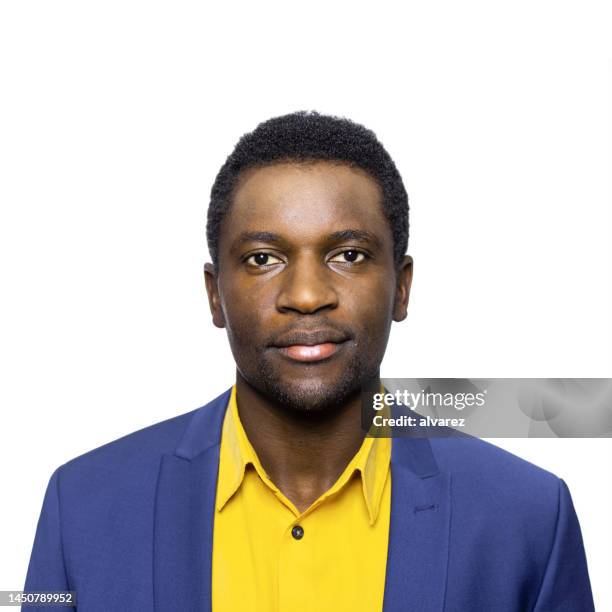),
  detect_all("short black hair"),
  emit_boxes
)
[206,111,409,268]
